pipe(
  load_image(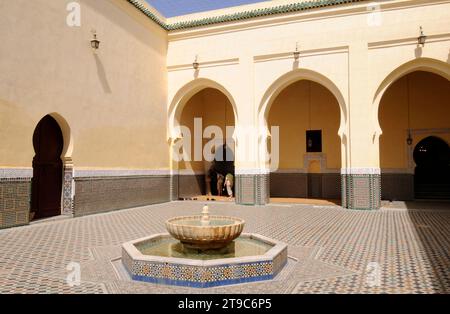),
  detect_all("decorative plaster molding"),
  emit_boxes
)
[74,169,171,178]
[272,168,341,174]
[254,46,348,63]
[0,168,33,179]
[368,33,450,50]
[176,169,205,176]
[168,58,240,72]
[405,128,450,173]
[235,168,271,175]
[341,168,381,175]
